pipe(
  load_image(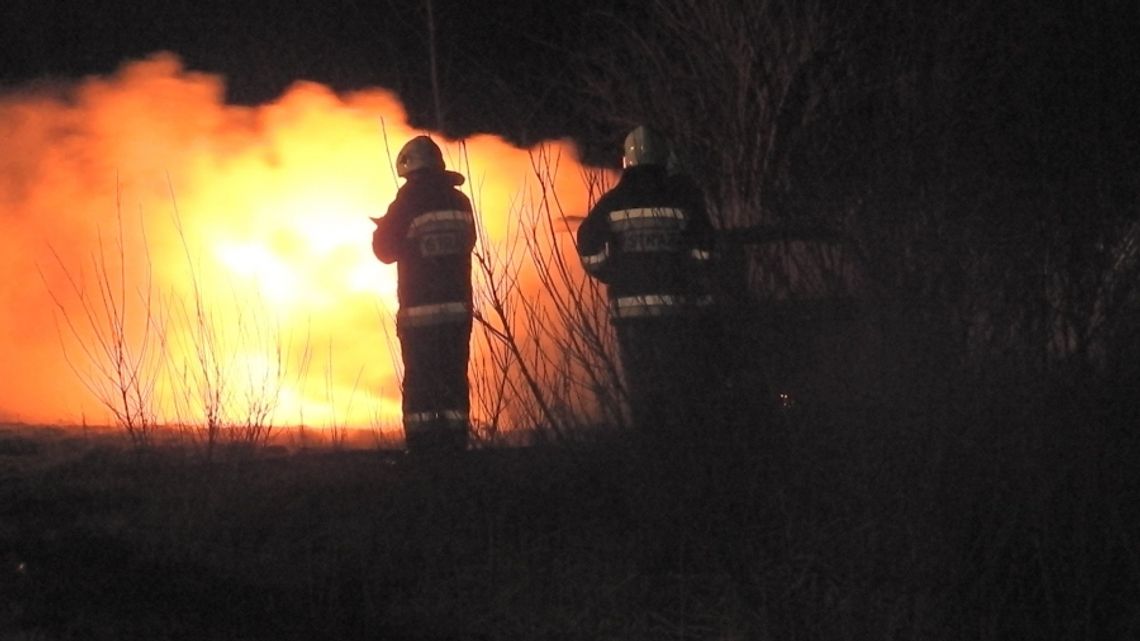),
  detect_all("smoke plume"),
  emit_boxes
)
[0,53,594,430]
